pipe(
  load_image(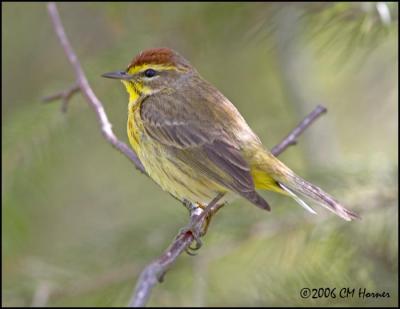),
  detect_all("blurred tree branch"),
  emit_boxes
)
[270,105,326,155]
[46,2,146,175]
[43,83,80,113]
[45,2,327,307]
